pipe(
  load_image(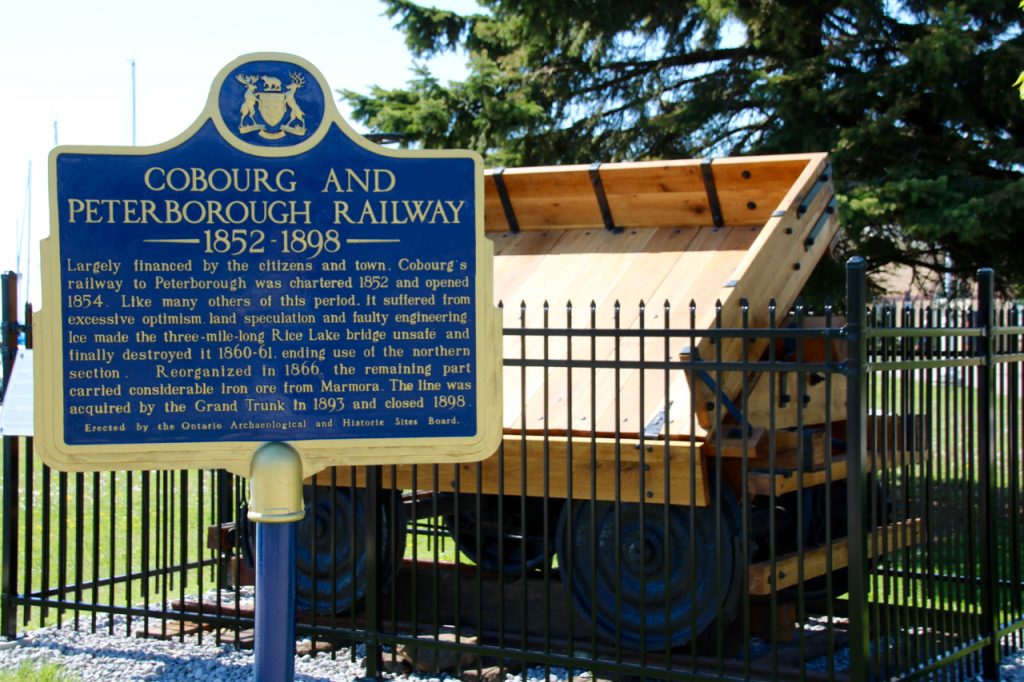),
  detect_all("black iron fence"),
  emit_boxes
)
[847,263,1024,680]
[2,260,1022,681]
